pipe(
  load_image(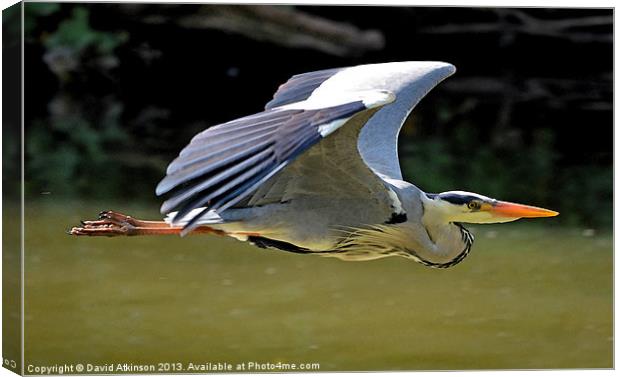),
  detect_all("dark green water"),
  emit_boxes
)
[16,201,612,371]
